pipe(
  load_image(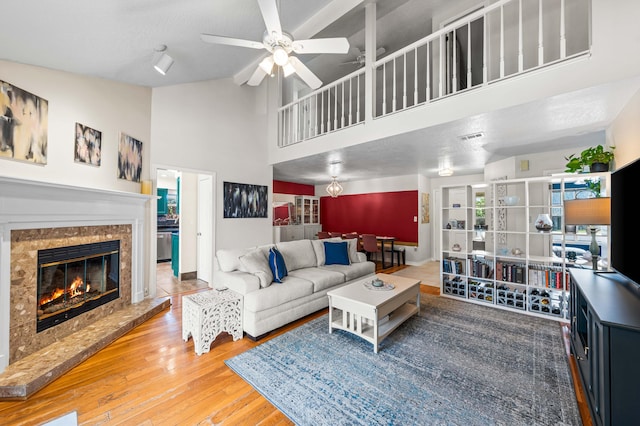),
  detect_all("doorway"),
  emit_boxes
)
[151,166,215,297]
